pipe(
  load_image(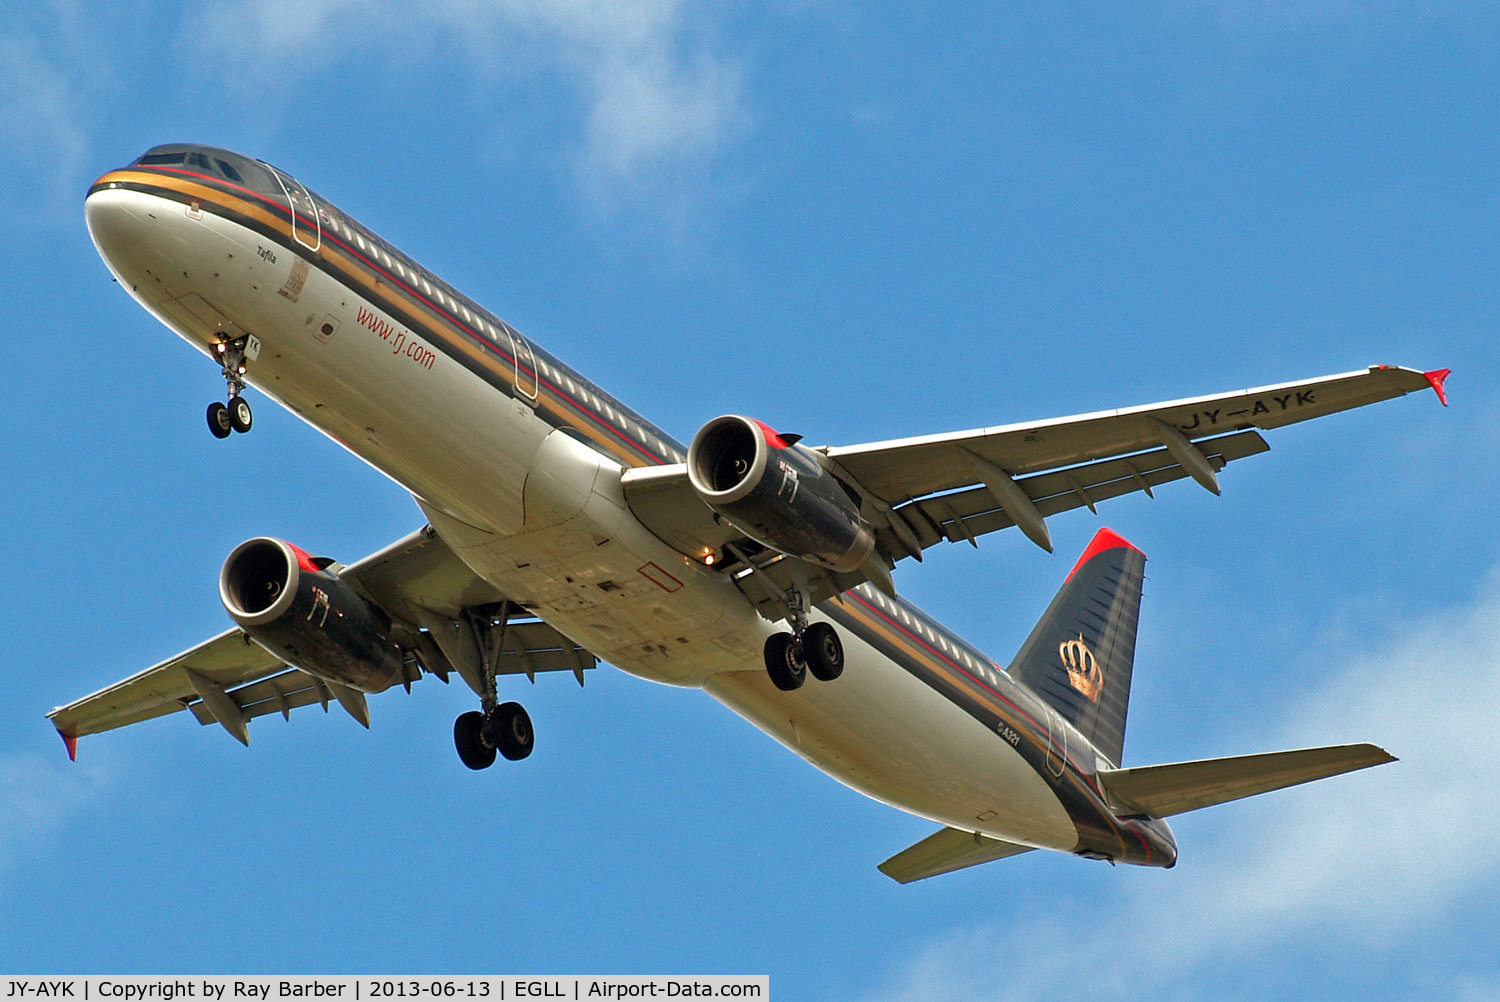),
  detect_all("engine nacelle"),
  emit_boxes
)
[687,415,876,573]
[219,537,405,693]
